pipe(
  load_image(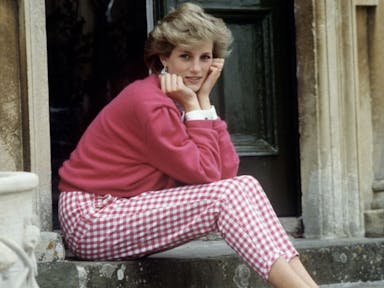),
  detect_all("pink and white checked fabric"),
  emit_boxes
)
[59,175,298,280]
